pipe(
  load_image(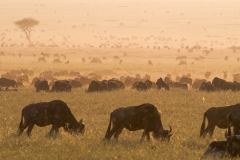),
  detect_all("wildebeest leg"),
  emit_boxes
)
[18,123,28,136]
[141,130,150,142]
[49,125,59,137]
[105,125,119,140]
[208,125,215,138]
[113,126,124,140]
[26,123,34,137]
